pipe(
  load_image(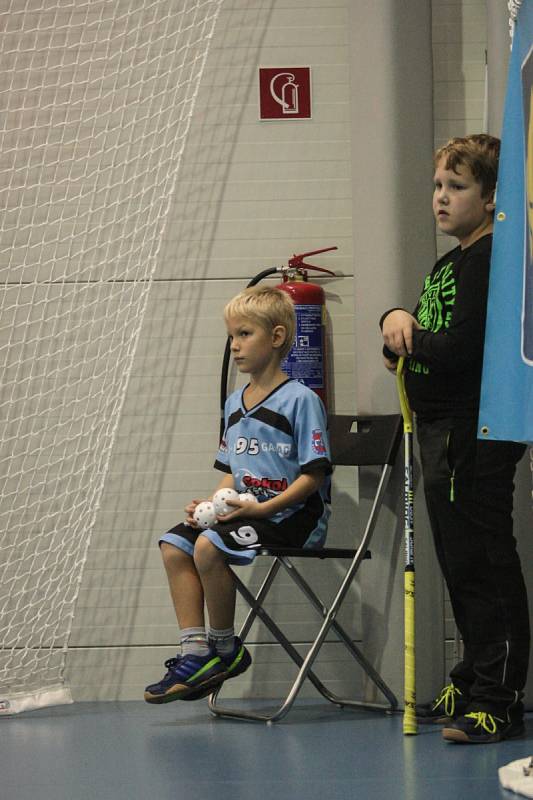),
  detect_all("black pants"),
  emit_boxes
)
[417,417,529,718]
